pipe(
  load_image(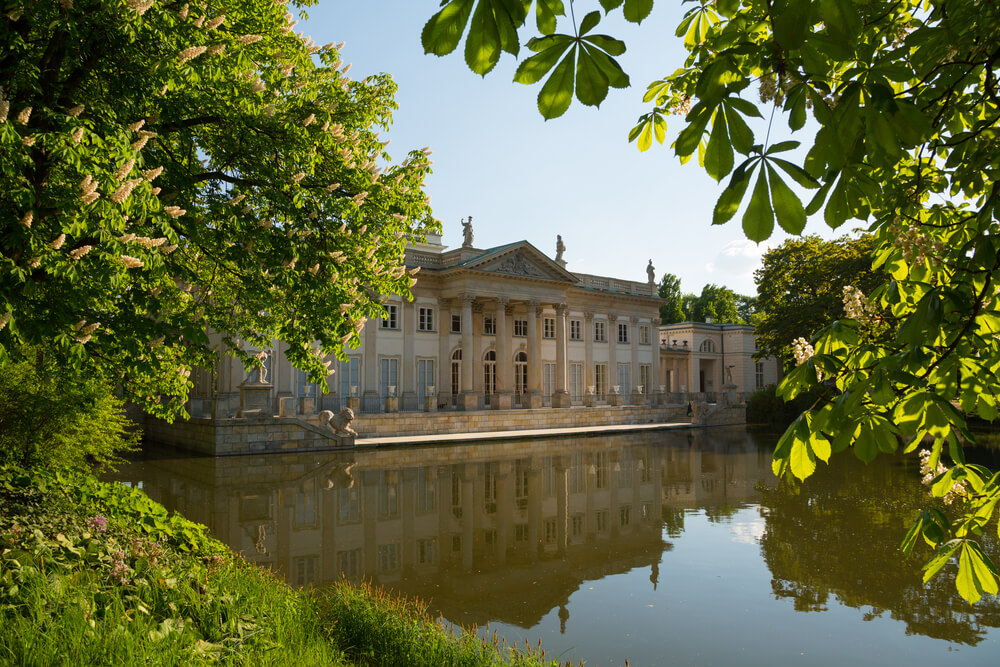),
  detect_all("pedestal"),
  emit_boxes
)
[723,383,737,405]
[630,391,645,406]
[492,392,512,410]
[551,390,572,408]
[384,395,399,413]
[583,392,596,407]
[278,396,297,417]
[458,392,478,411]
[237,383,273,417]
[298,396,315,415]
[424,396,438,412]
[346,396,360,412]
[608,391,622,406]
[527,391,544,409]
